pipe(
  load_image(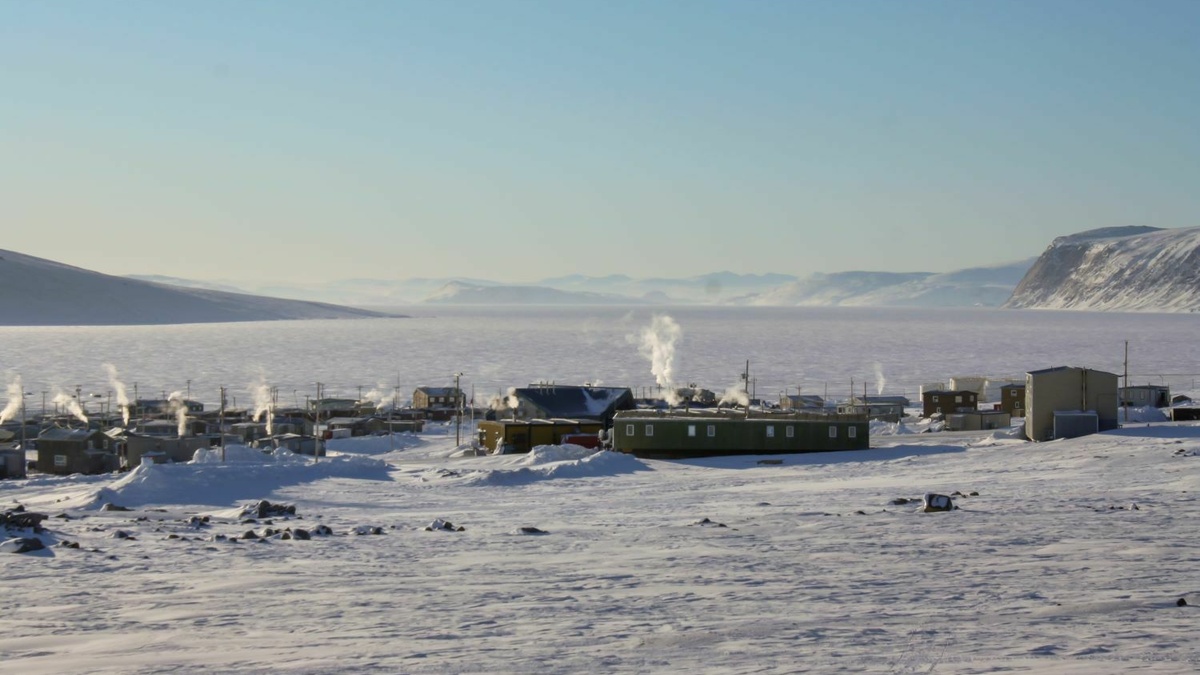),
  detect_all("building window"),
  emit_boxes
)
[54,455,68,468]
[786,425,794,438]
[687,424,696,437]
[707,424,716,437]
[626,424,634,436]
[829,426,838,439]
[955,396,962,403]
[848,426,857,439]
[645,424,654,437]
[766,425,775,438]
[932,396,939,403]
